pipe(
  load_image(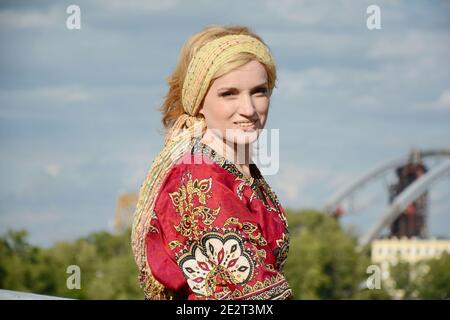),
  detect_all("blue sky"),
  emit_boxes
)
[1,0,449,246]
